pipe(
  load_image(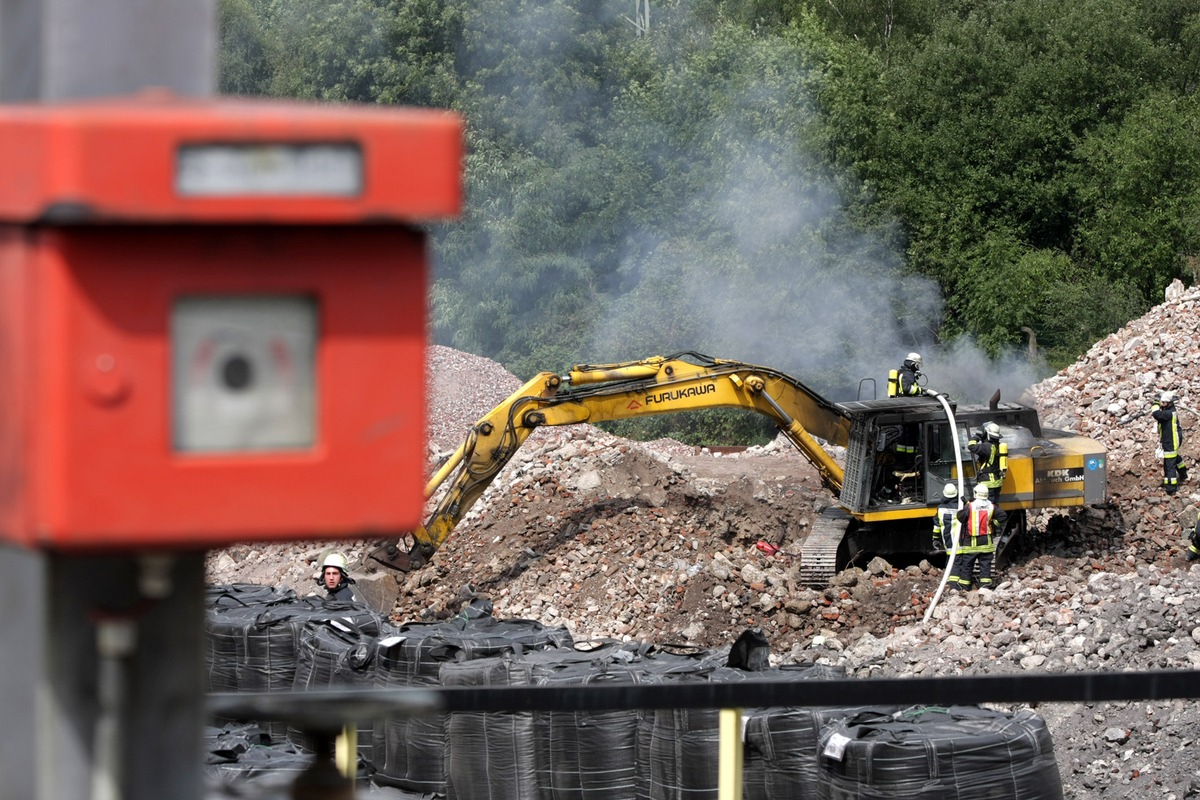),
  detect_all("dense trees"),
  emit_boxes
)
[220,0,1200,413]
